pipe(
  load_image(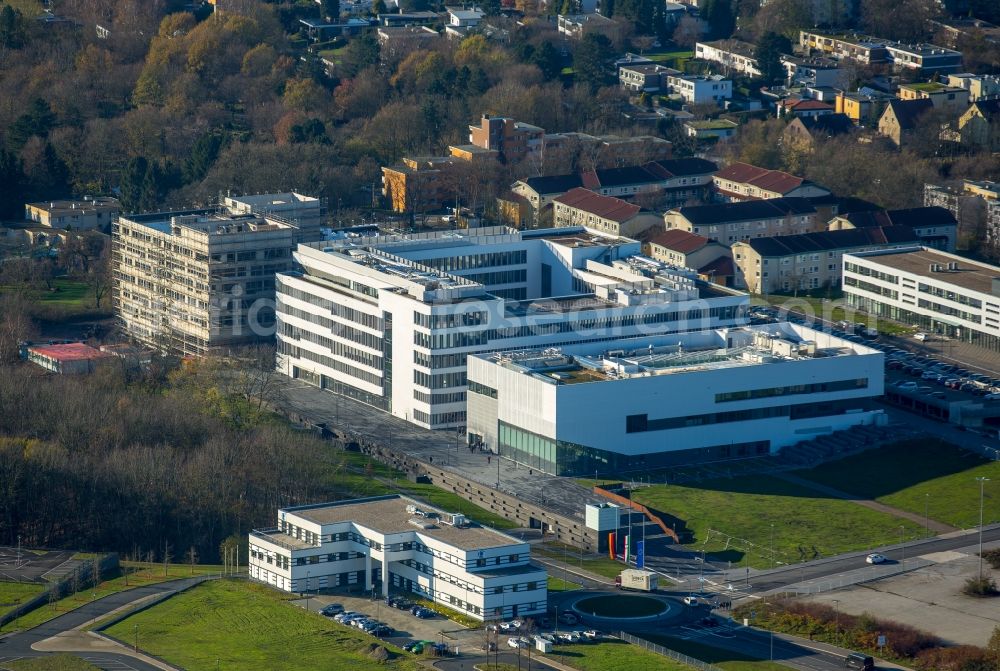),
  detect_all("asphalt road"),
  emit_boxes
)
[0,577,207,671]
